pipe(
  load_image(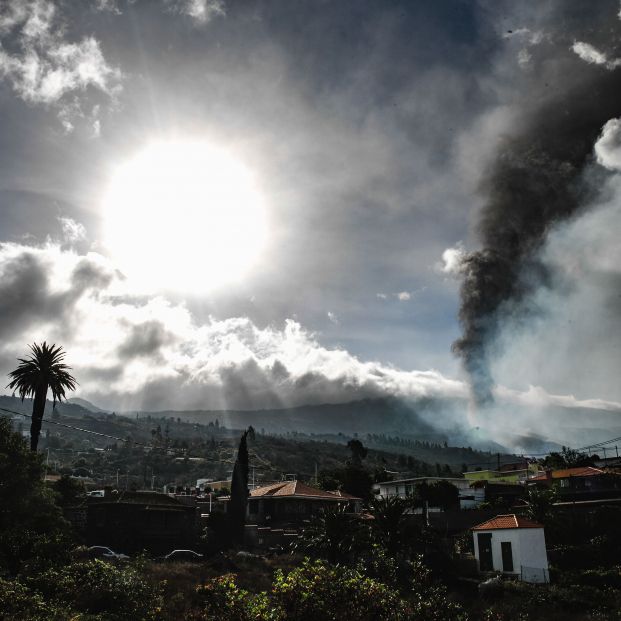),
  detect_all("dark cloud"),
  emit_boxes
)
[116,320,175,360]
